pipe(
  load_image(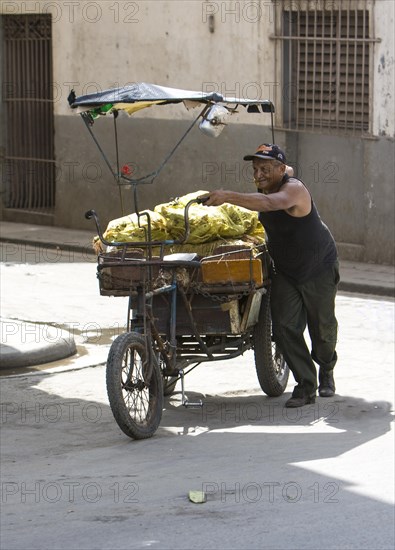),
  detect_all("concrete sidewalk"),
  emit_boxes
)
[1,220,394,297]
[0,220,95,254]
